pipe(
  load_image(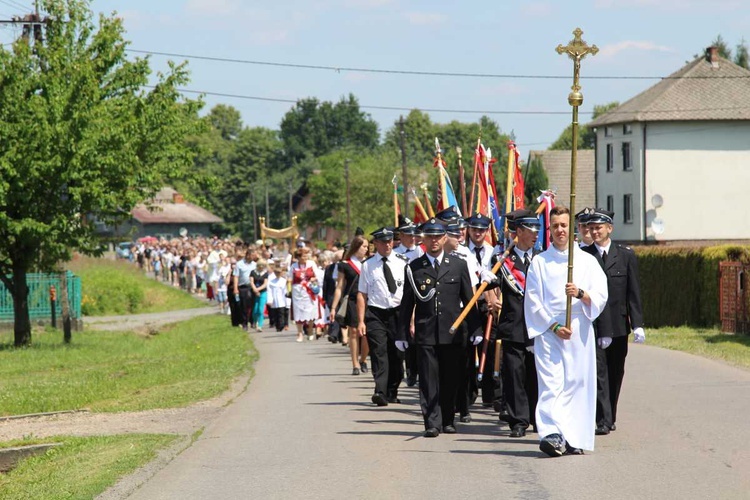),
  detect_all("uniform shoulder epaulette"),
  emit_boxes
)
[394,252,409,262]
[363,254,376,262]
[449,250,466,261]
[617,244,633,251]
